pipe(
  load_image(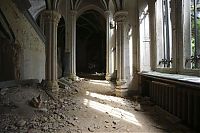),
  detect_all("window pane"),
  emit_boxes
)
[185,0,200,69]
[156,0,173,68]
